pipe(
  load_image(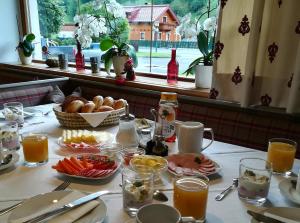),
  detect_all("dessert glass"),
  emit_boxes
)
[21,133,48,167]
[121,147,145,166]
[3,102,24,126]
[122,168,154,216]
[238,158,272,205]
[0,122,20,151]
[267,138,297,175]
